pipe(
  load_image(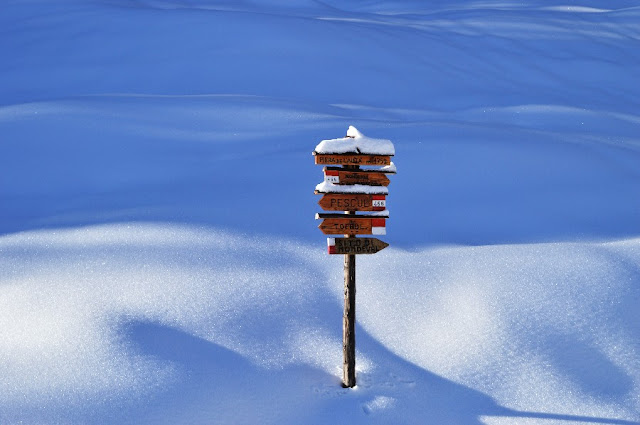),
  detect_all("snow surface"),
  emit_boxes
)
[1,0,640,424]
[314,126,395,155]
